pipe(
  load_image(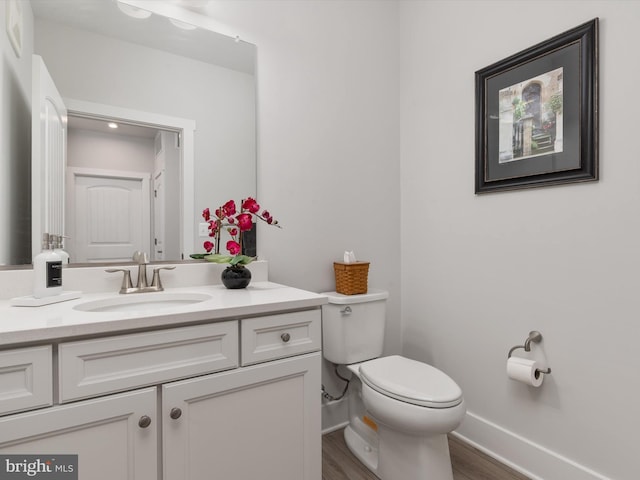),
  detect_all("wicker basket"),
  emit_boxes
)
[334,261,369,295]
